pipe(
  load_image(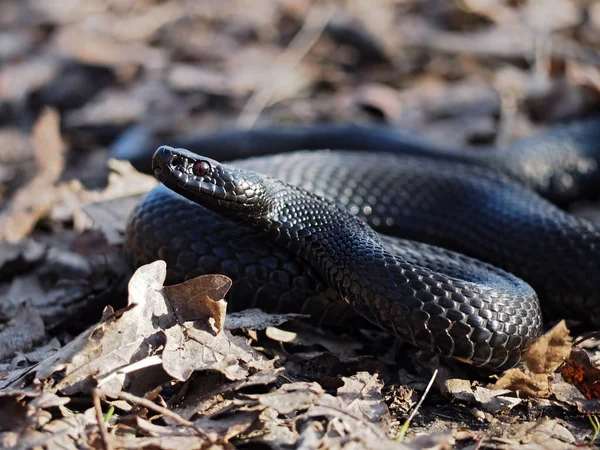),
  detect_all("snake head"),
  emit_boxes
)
[152,146,269,215]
